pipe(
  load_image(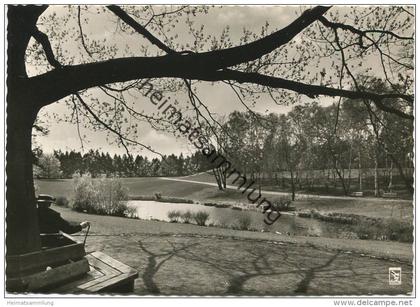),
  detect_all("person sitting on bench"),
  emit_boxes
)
[37,194,90,234]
